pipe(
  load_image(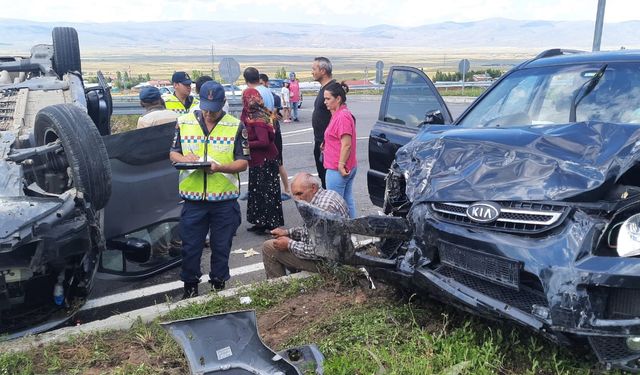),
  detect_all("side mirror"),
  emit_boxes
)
[420,110,445,126]
[107,237,151,263]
